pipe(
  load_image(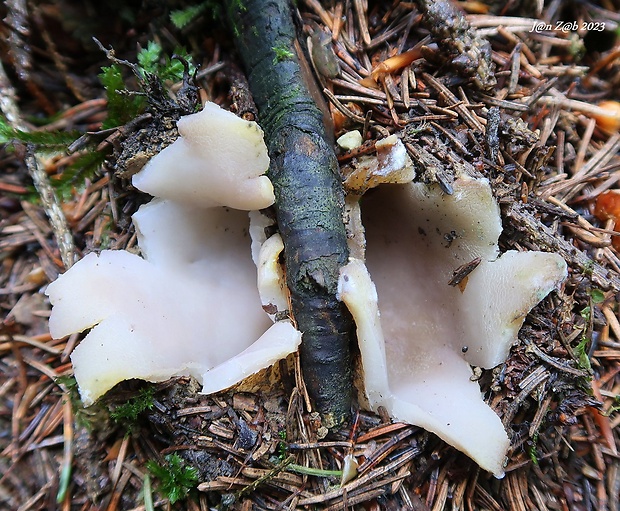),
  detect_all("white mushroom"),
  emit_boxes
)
[46,99,568,478]
[132,101,275,211]
[338,175,567,477]
[46,103,300,405]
